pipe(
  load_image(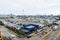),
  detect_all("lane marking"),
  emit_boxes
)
[41,29,53,39]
